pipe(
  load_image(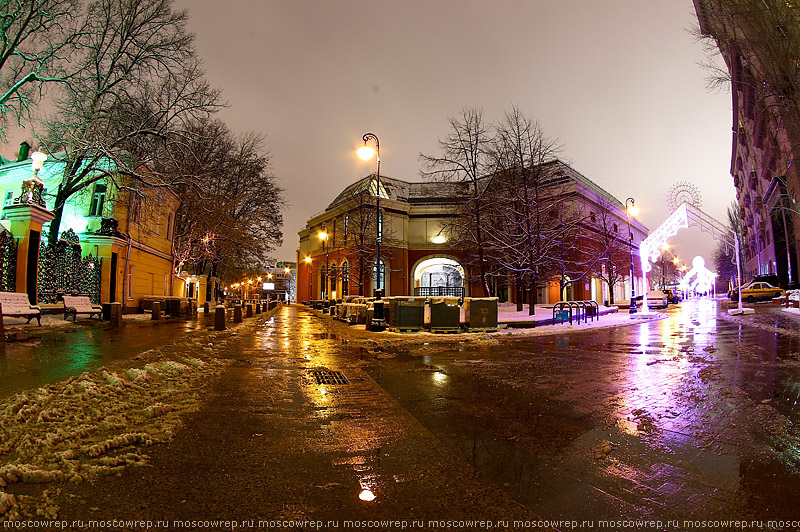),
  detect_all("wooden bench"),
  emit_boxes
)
[63,296,102,322]
[0,292,42,325]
